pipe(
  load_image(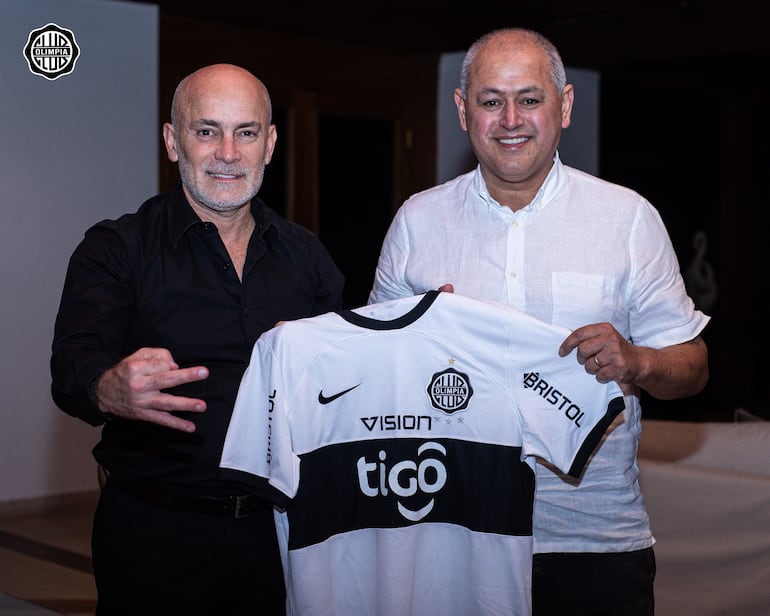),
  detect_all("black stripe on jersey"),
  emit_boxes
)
[286,437,534,550]
[338,289,439,330]
[569,395,625,477]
